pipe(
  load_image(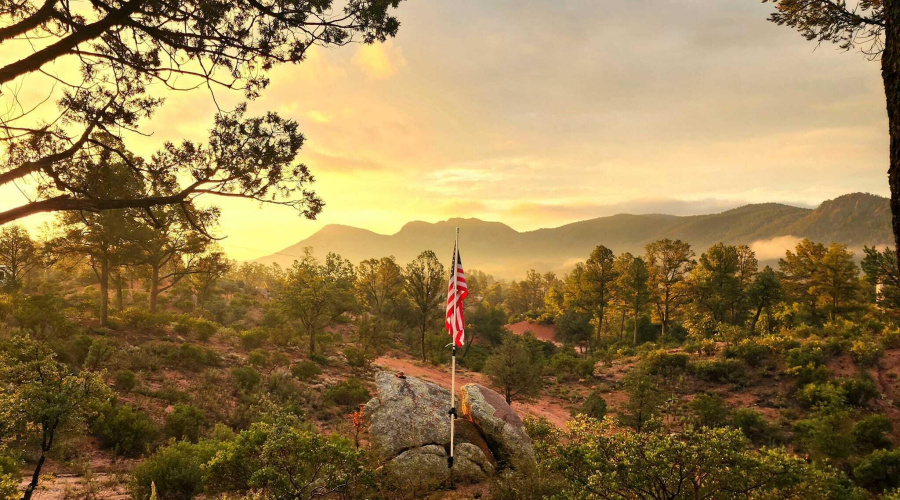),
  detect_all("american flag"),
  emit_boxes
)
[445,243,469,347]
